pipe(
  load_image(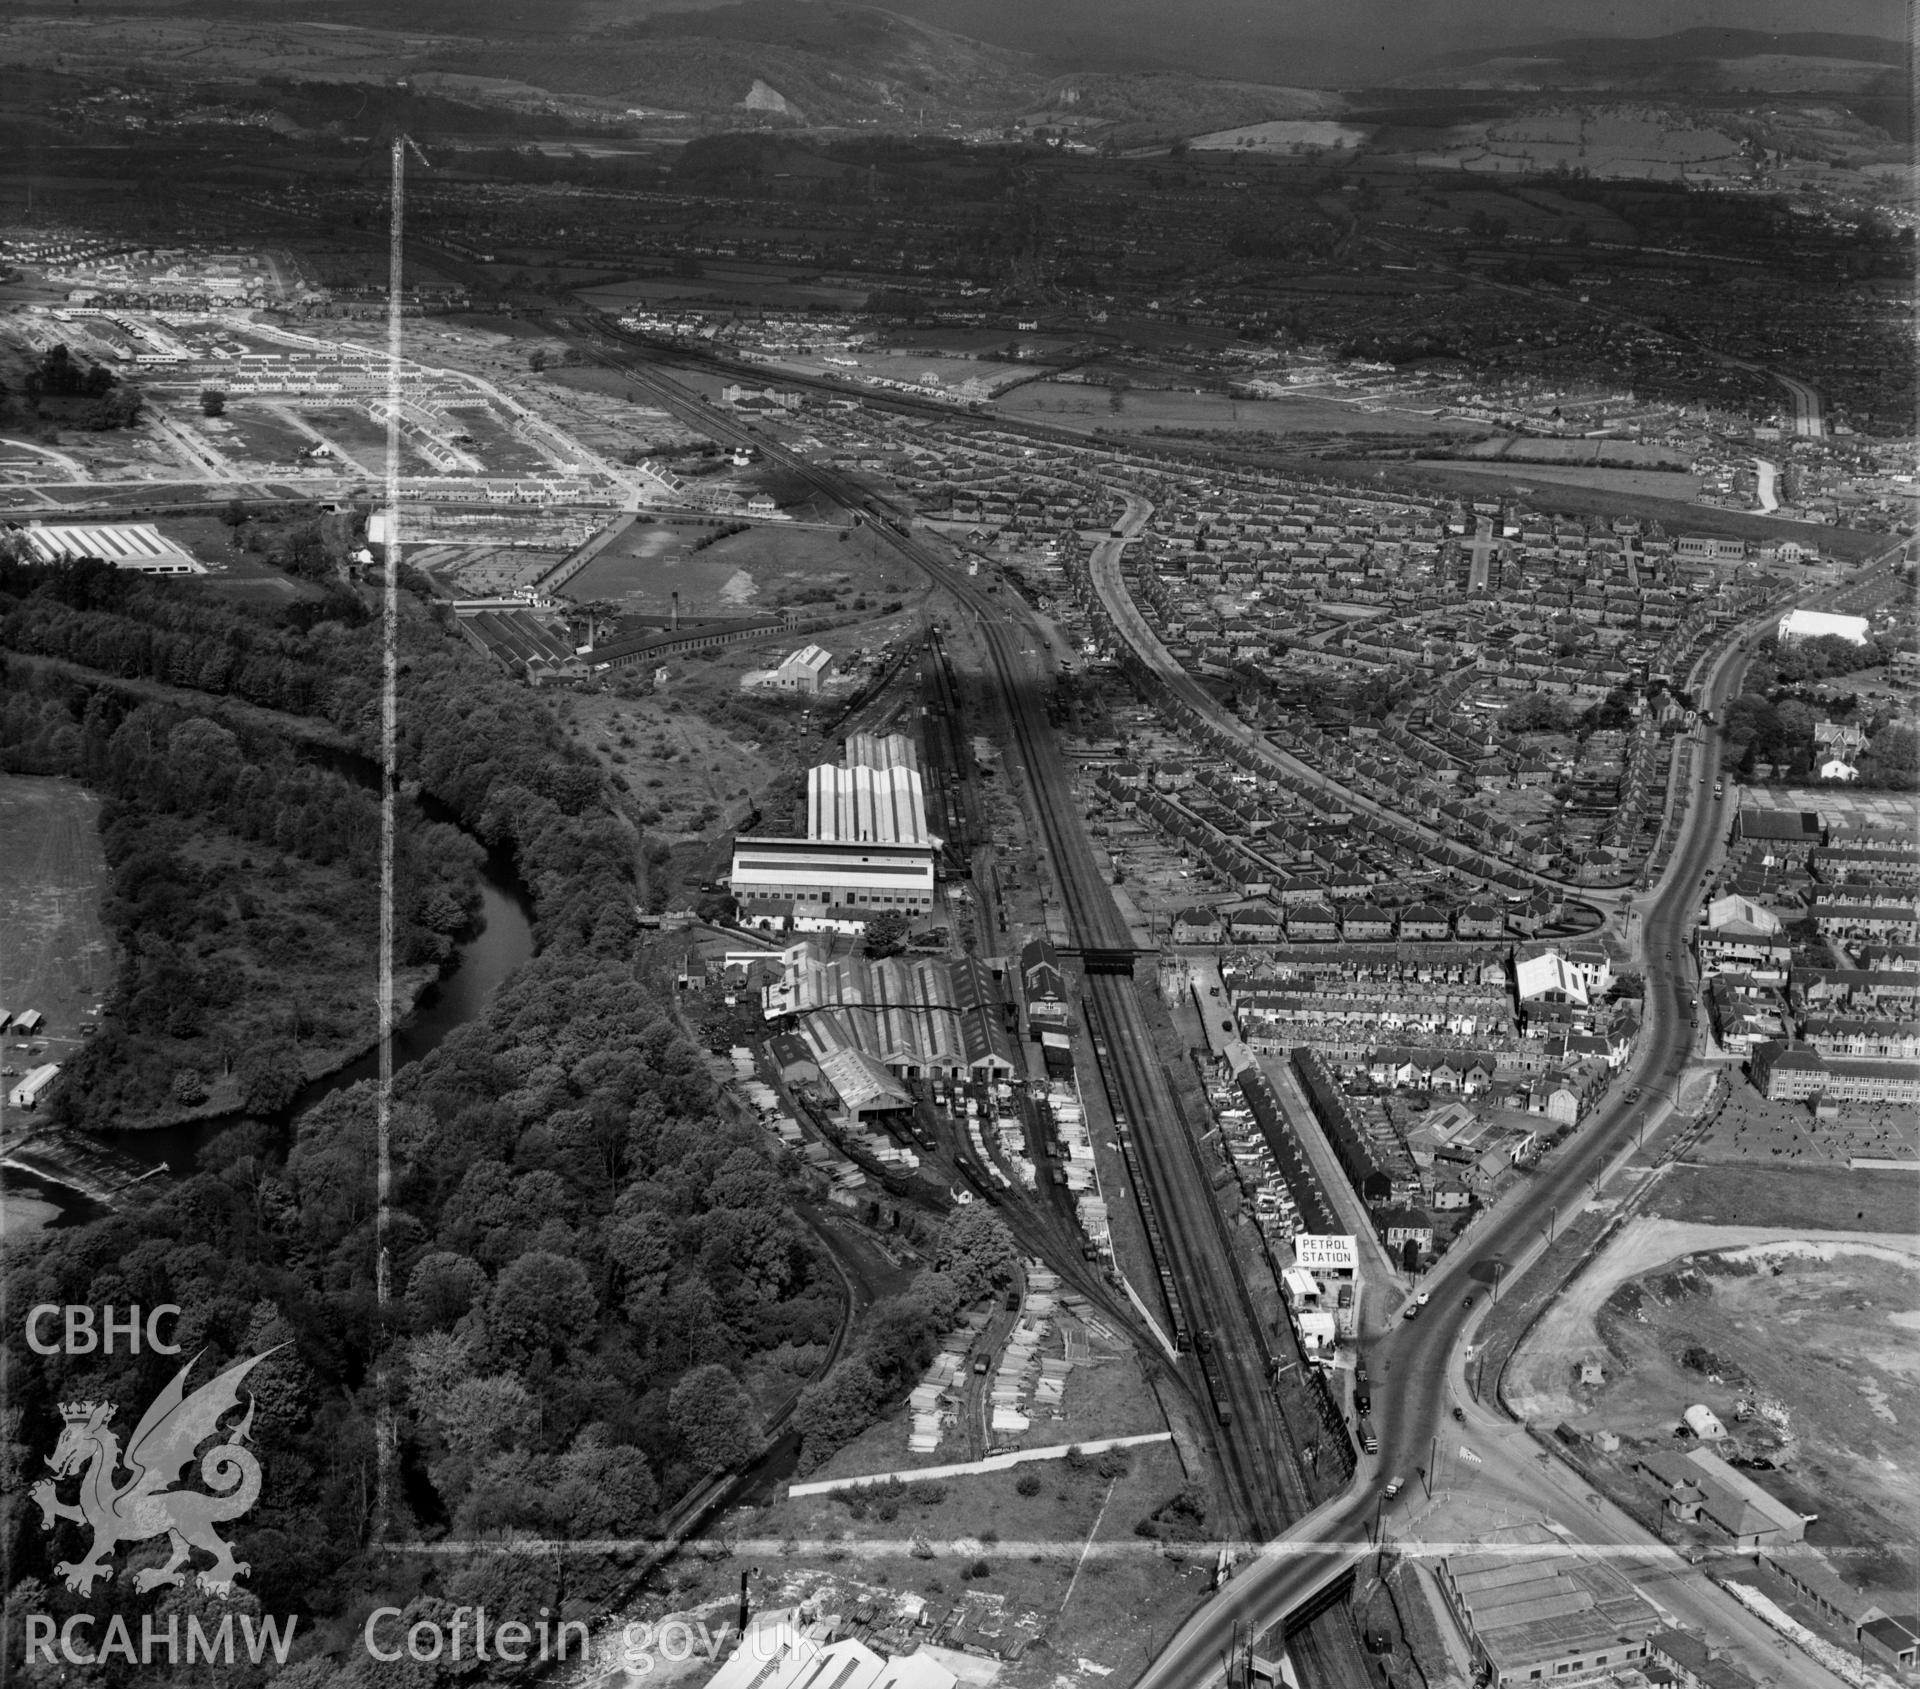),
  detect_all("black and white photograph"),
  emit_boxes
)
[0,1,1914,1686]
